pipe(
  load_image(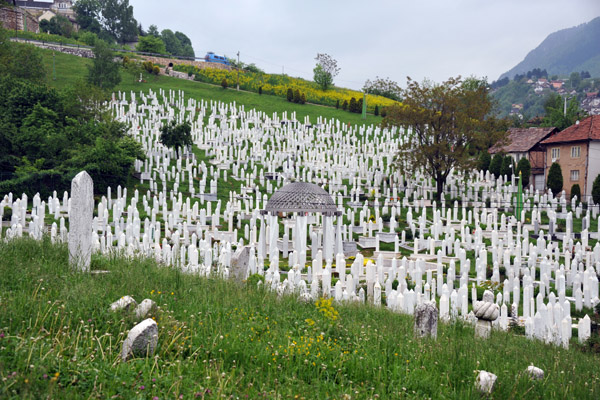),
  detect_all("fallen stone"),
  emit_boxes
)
[121,318,158,361]
[134,299,157,320]
[476,370,497,394]
[414,301,438,339]
[526,365,544,380]
[110,296,137,312]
